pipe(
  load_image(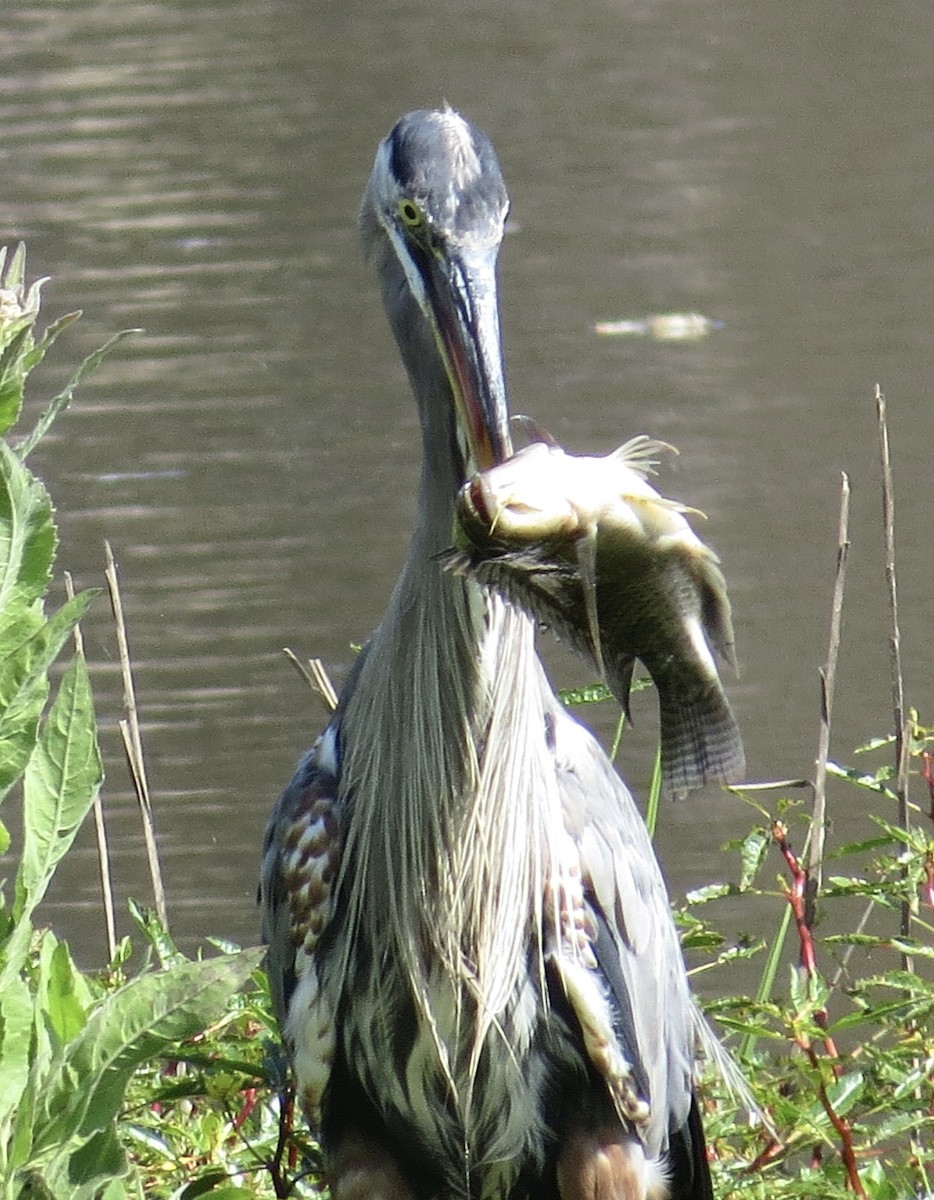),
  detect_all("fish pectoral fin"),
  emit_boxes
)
[697,563,739,672]
[575,526,604,678]
[625,492,708,521]
[612,658,637,724]
[434,546,472,574]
